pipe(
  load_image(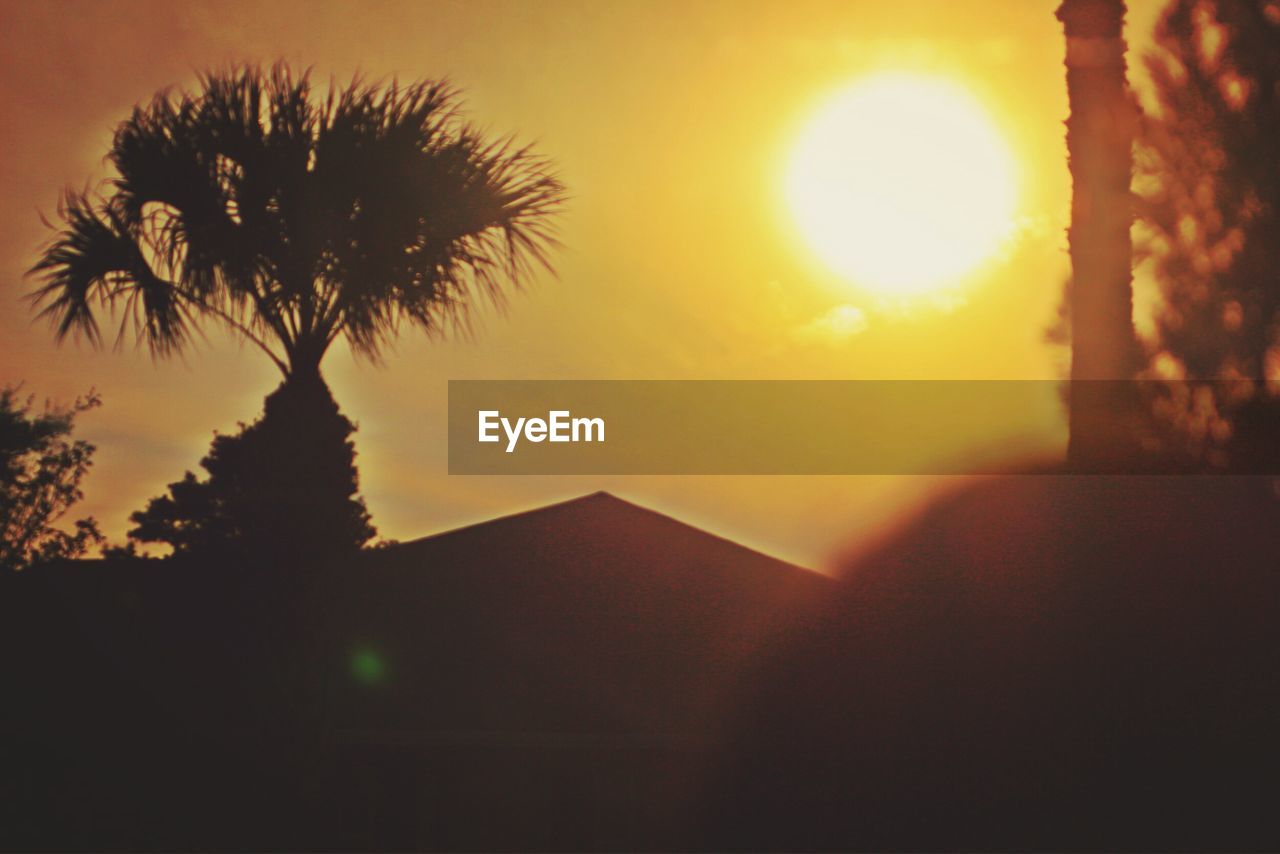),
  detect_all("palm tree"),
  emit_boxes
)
[30,63,564,387]
[1057,0,1141,470]
[28,64,565,558]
